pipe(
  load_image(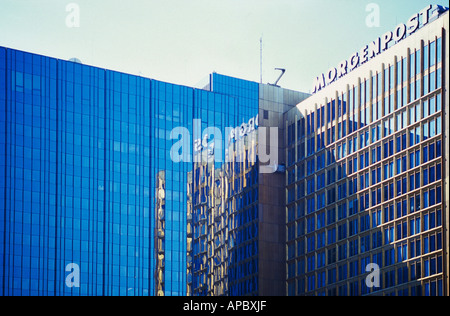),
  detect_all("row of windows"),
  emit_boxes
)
[290,206,442,253]
[6,287,150,297]
[289,175,442,230]
[289,63,442,150]
[288,129,442,193]
[287,91,442,168]
[291,197,442,235]
[289,161,442,215]
[290,271,444,296]
[292,254,444,293]
[296,154,441,199]
[290,241,443,283]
